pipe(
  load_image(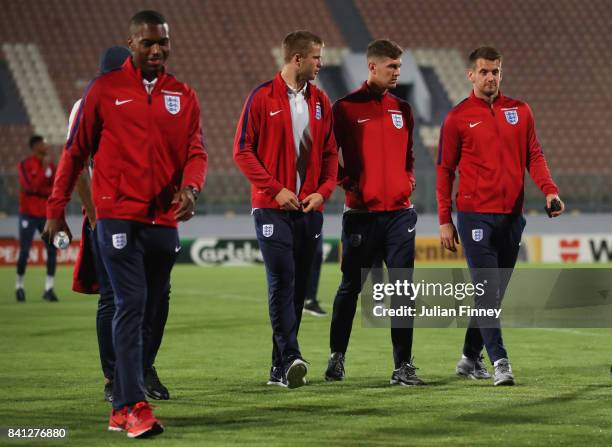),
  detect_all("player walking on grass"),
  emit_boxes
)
[16,135,58,303]
[69,46,171,404]
[325,39,423,386]
[437,46,564,386]
[44,10,207,437]
[234,30,338,389]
